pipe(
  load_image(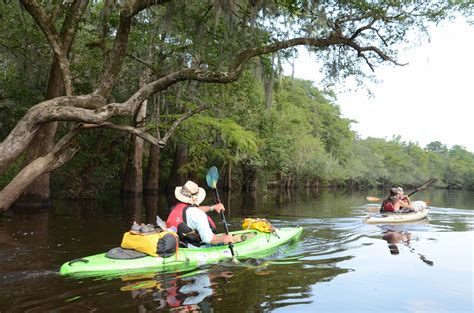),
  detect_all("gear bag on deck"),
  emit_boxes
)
[242,218,274,233]
[121,231,178,257]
